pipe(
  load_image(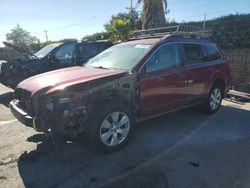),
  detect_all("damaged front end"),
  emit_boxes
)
[10,86,94,140]
[0,59,36,87]
[39,94,90,138]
